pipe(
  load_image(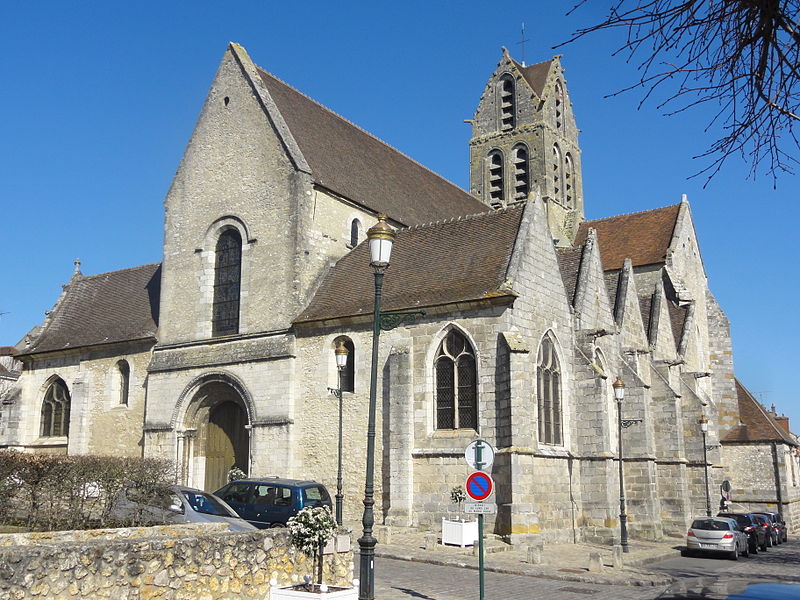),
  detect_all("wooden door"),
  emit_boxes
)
[204,401,248,491]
